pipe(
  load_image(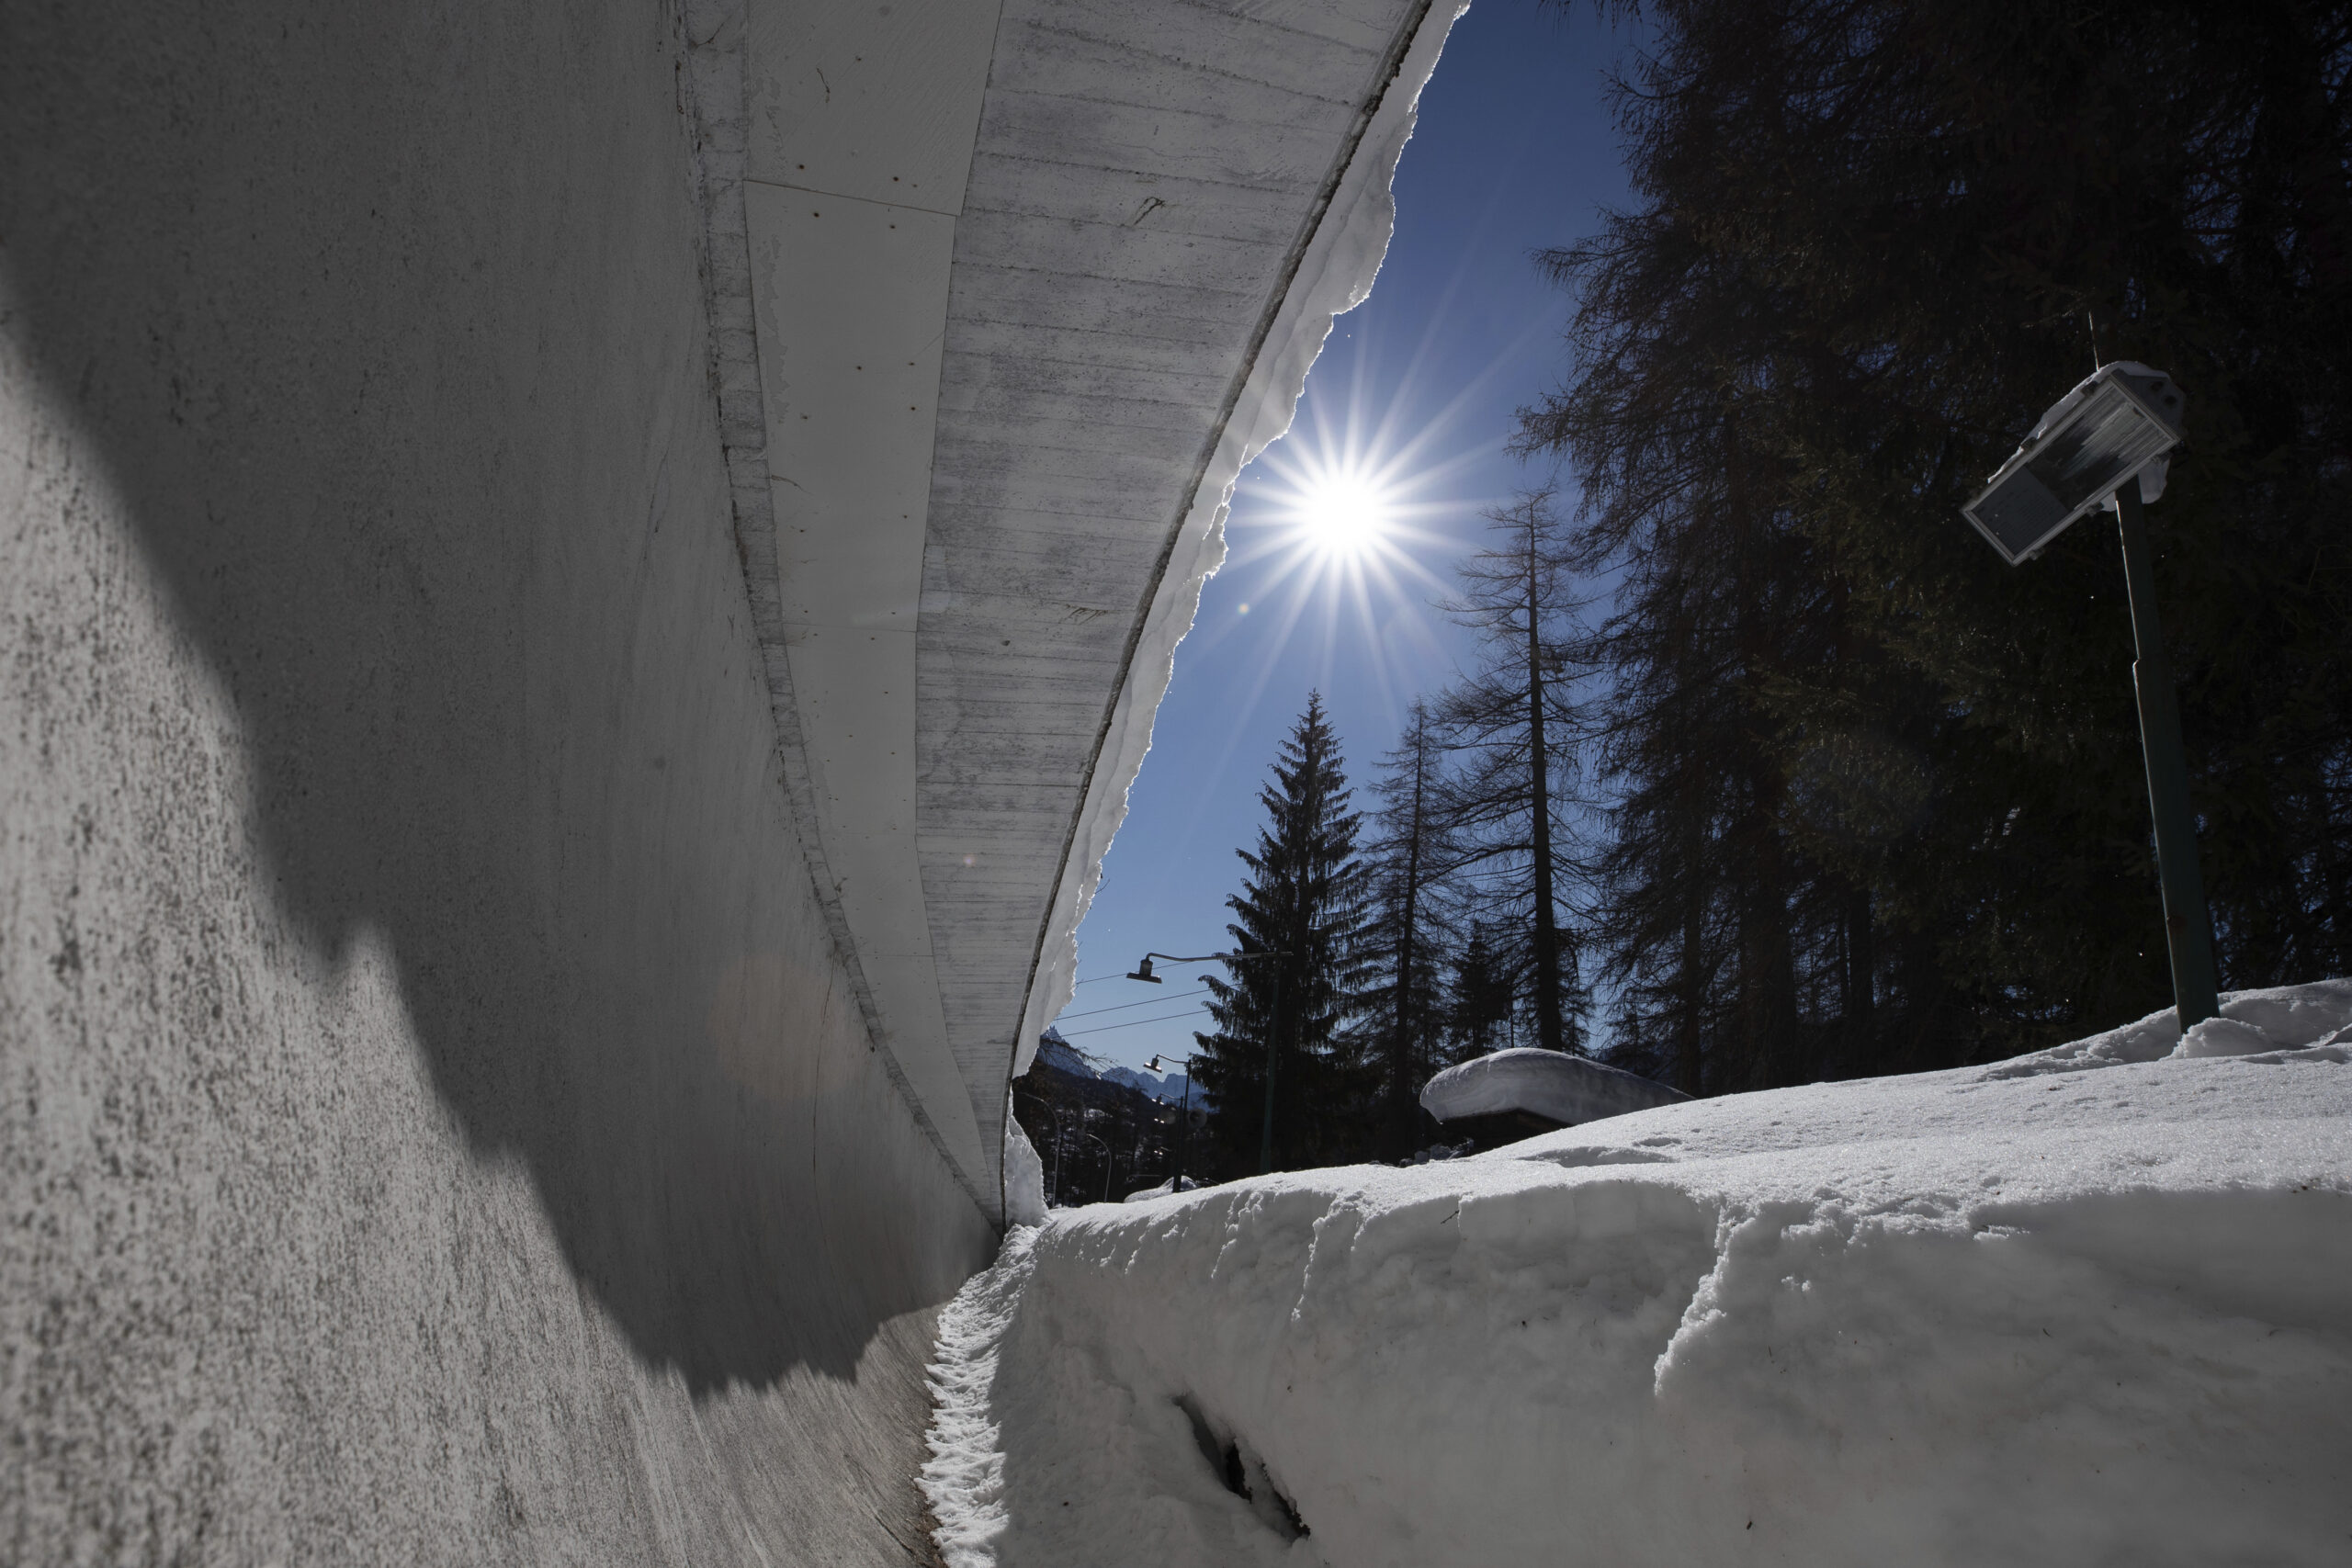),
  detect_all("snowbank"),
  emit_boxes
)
[1419,1046,1690,1128]
[923,982,2352,1566]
